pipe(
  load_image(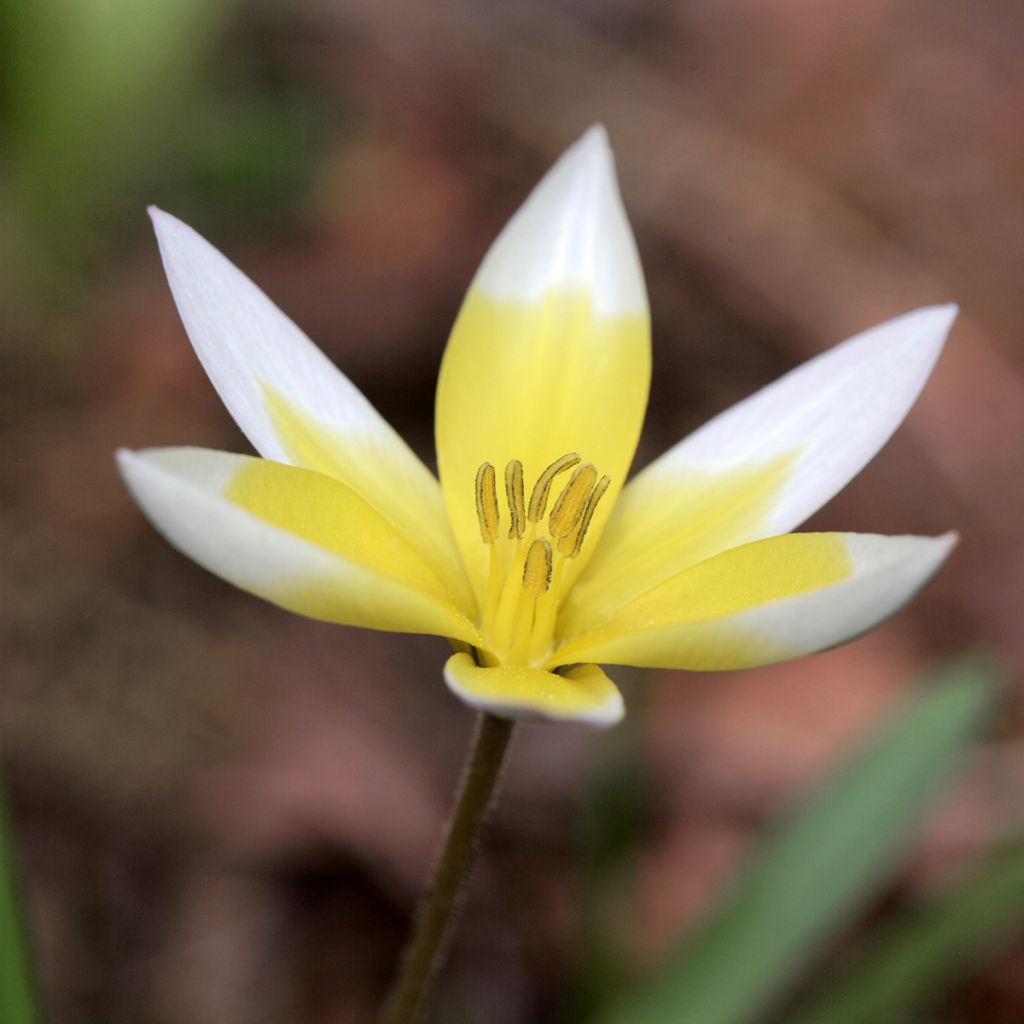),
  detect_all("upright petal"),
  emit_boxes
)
[553,532,955,671]
[118,447,480,643]
[568,305,956,627]
[435,127,651,604]
[149,208,471,610]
